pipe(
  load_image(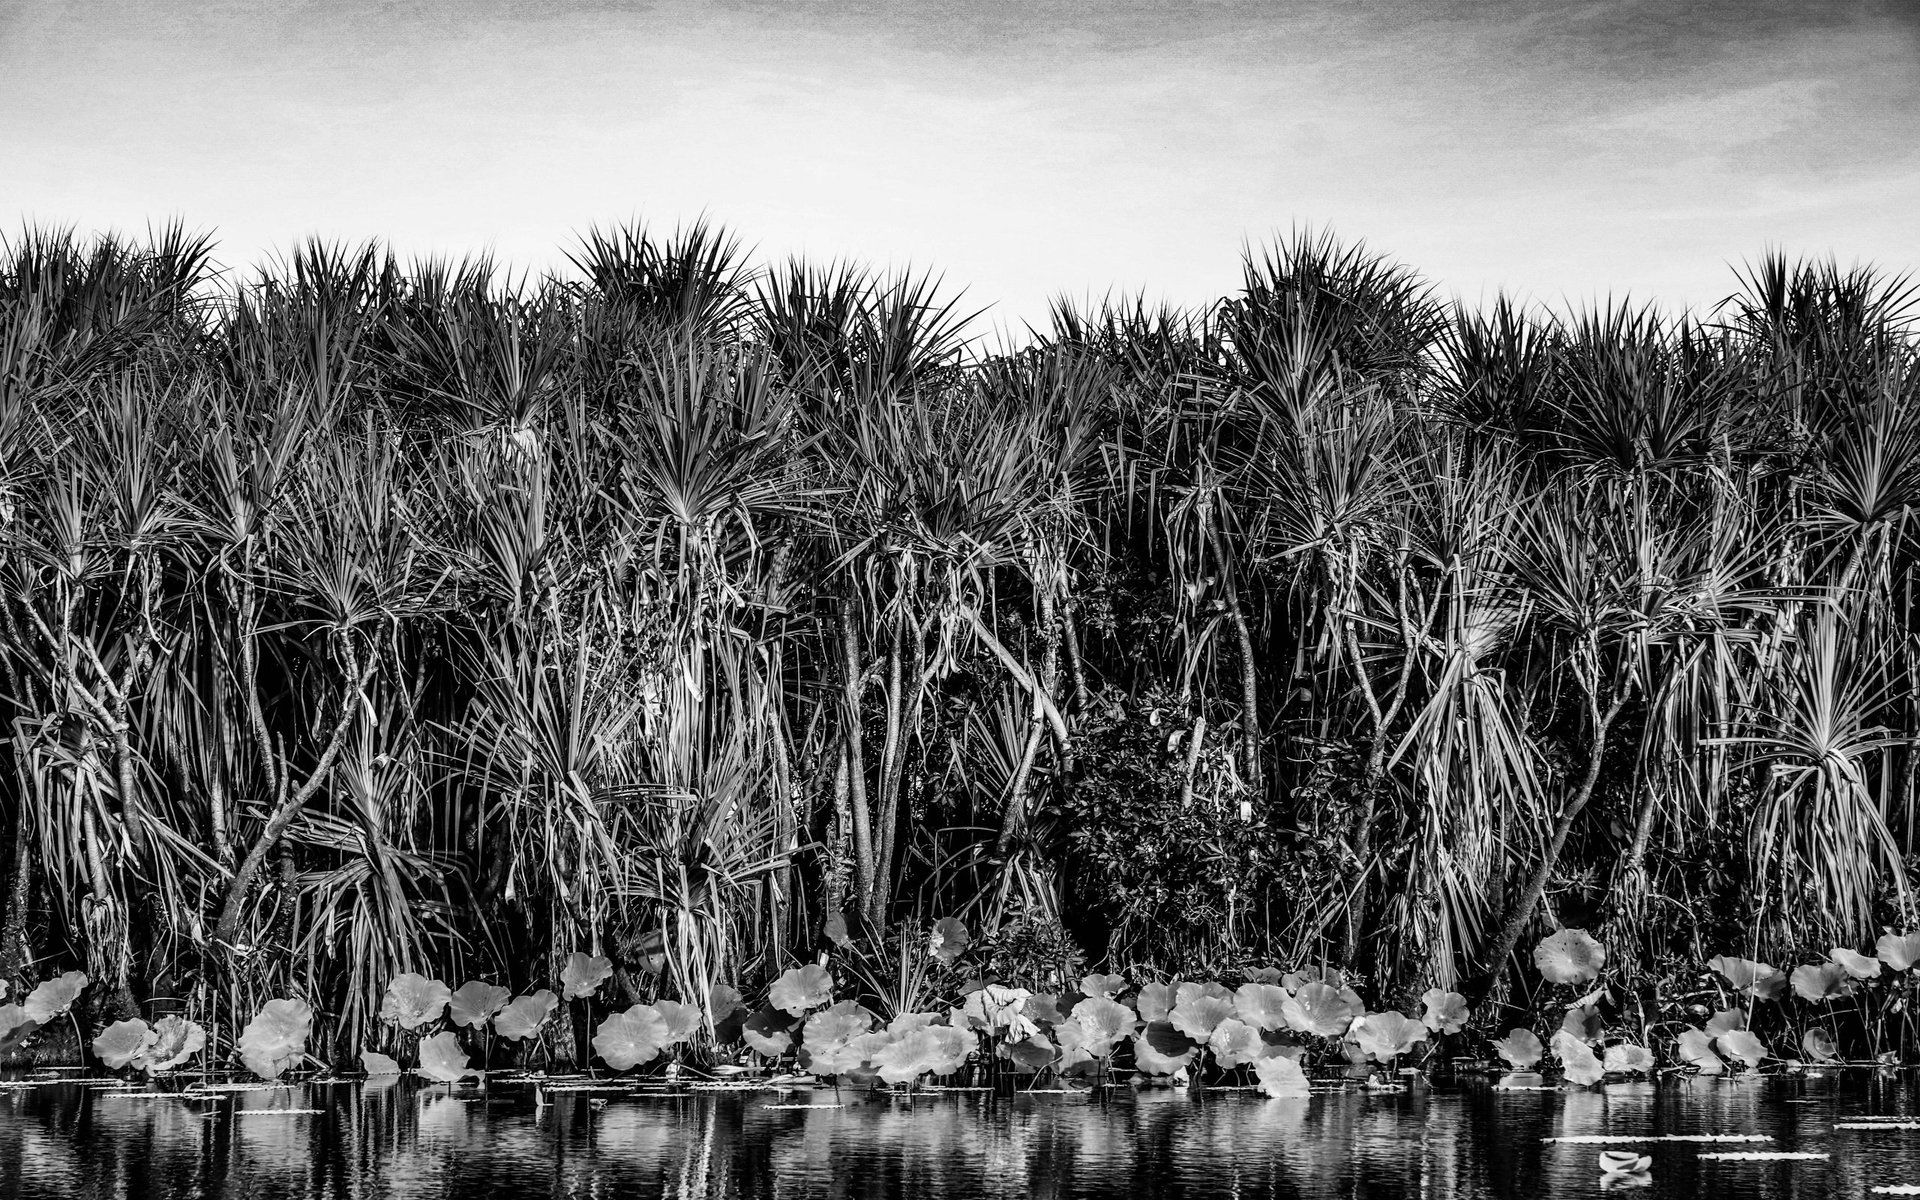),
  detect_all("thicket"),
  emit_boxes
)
[2,221,1916,1059]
